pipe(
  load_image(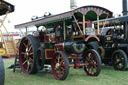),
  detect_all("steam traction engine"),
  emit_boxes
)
[92,0,128,71]
[15,6,112,80]
[93,15,128,71]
